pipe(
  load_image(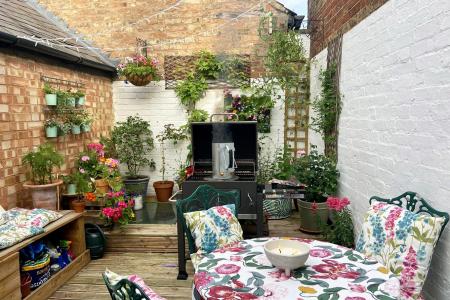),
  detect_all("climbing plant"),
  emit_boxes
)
[311,64,341,159]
